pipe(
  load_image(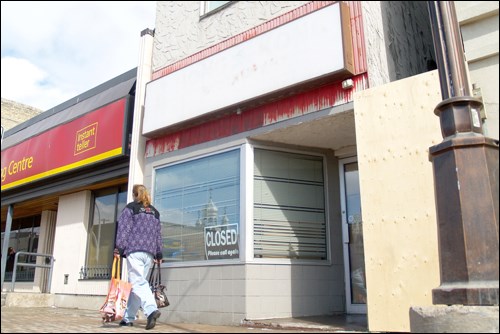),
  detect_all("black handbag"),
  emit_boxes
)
[149,262,170,308]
